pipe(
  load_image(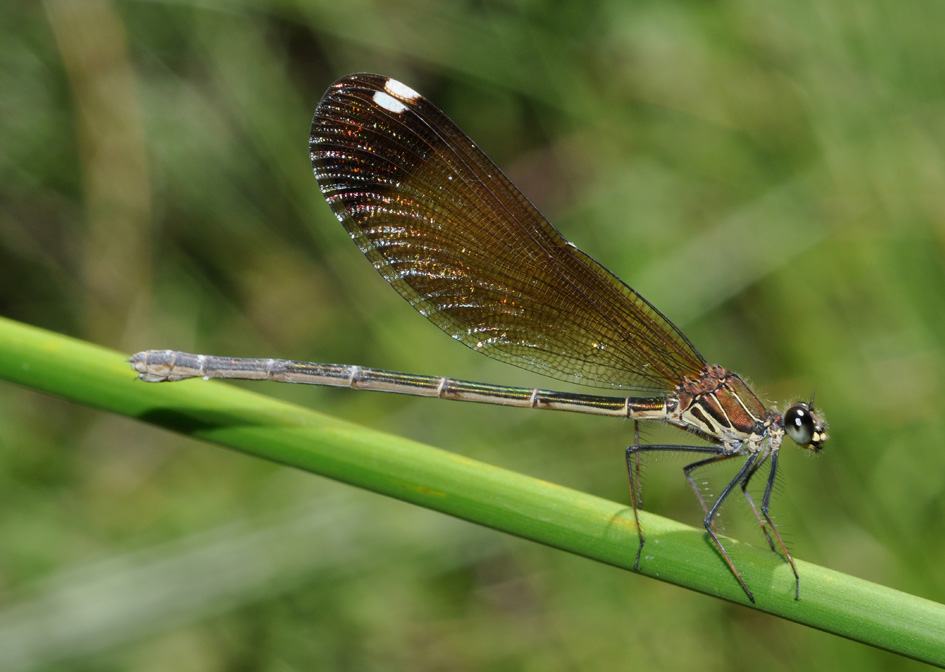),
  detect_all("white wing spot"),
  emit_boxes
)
[384,78,420,100]
[373,91,407,114]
